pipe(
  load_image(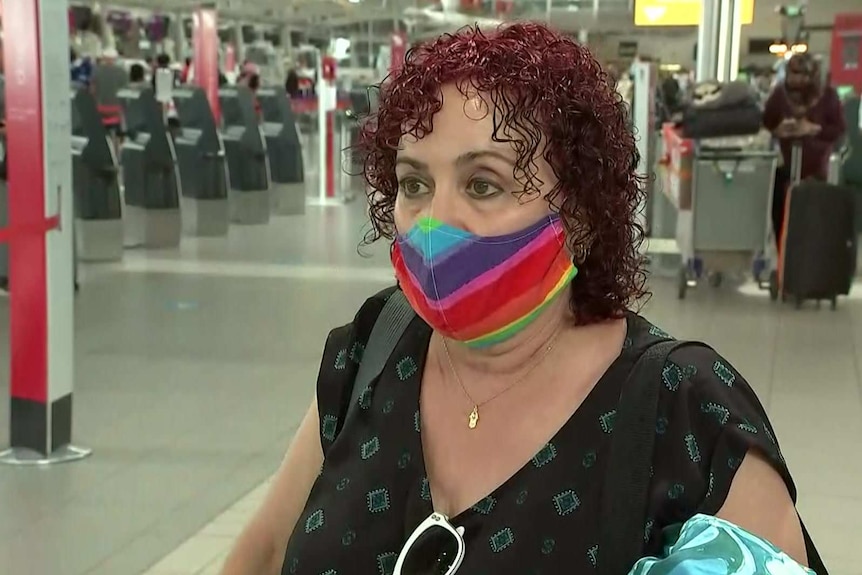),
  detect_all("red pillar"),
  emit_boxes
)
[1,0,86,464]
[193,6,220,124]
[321,56,338,199]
